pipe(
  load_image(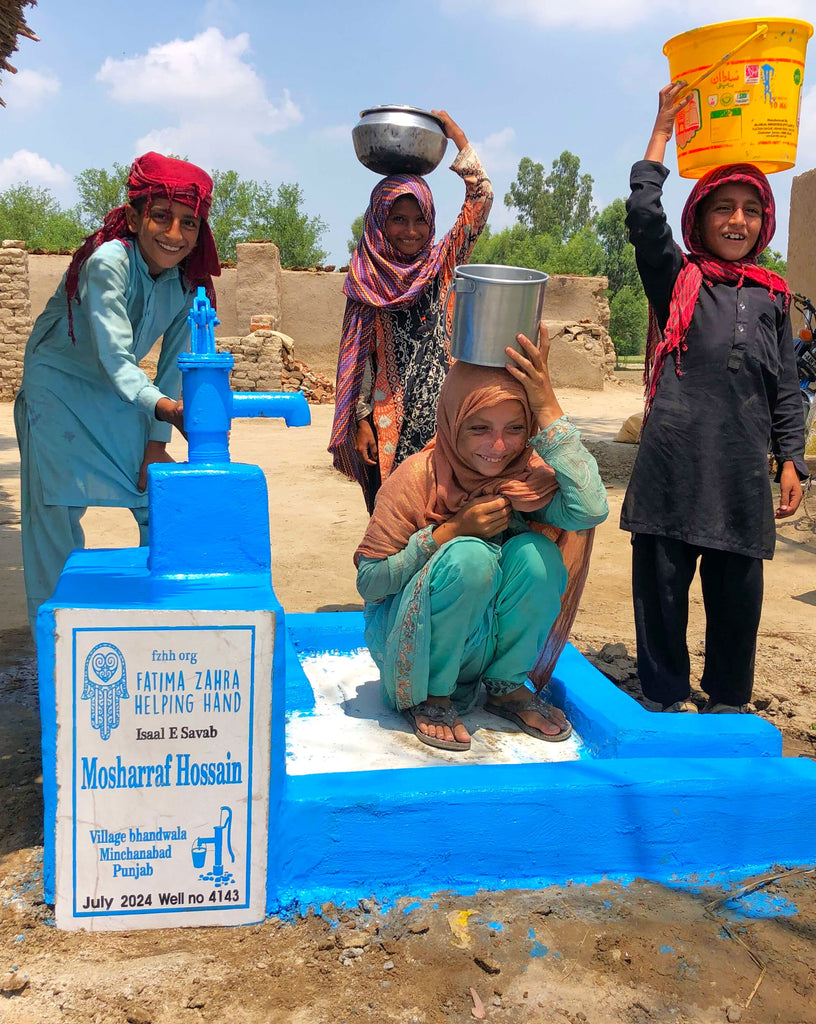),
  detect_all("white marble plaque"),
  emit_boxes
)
[52,608,274,930]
